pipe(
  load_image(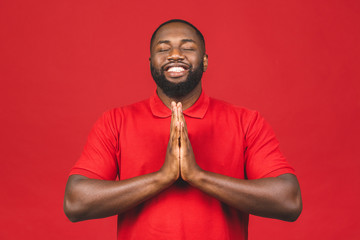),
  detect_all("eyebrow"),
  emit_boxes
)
[181,39,196,43]
[156,39,196,45]
[156,40,170,45]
